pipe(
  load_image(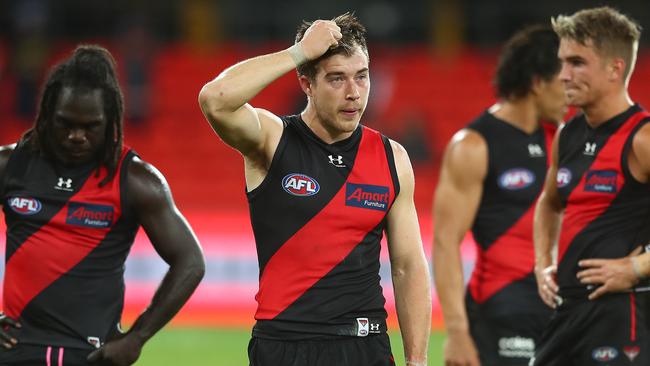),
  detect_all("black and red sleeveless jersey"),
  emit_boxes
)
[248,115,400,340]
[556,104,650,288]
[466,112,555,316]
[1,142,139,349]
